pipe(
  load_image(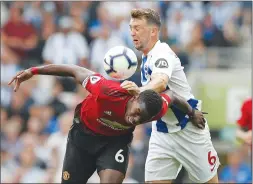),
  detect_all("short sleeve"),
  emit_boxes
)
[150,51,177,79]
[82,73,129,99]
[82,73,104,97]
[237,100,251,128]
[150,94,170,121]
